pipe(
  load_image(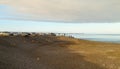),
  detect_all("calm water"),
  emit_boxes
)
[65,34,120,43]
